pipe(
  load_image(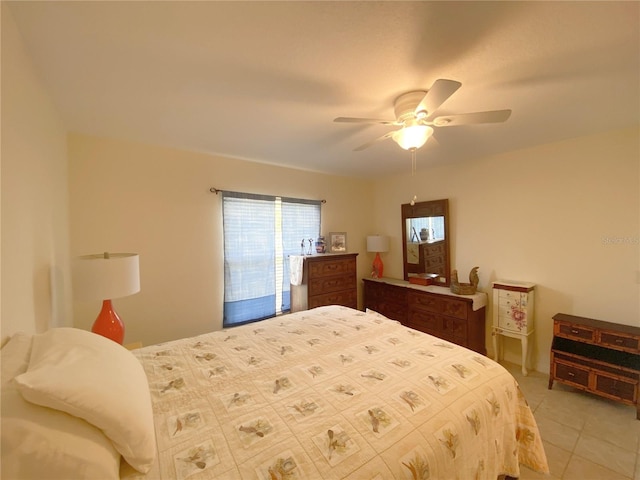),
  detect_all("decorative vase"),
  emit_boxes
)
[420,228,429,242]
[315,236,326,253]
